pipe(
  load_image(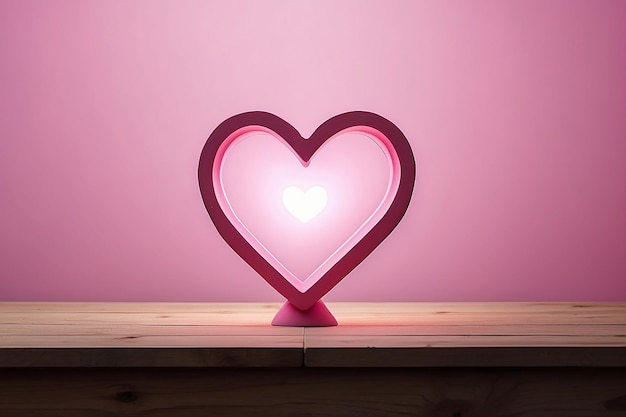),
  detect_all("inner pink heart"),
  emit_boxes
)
[220,130,391,291]
[198,111,415,311]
